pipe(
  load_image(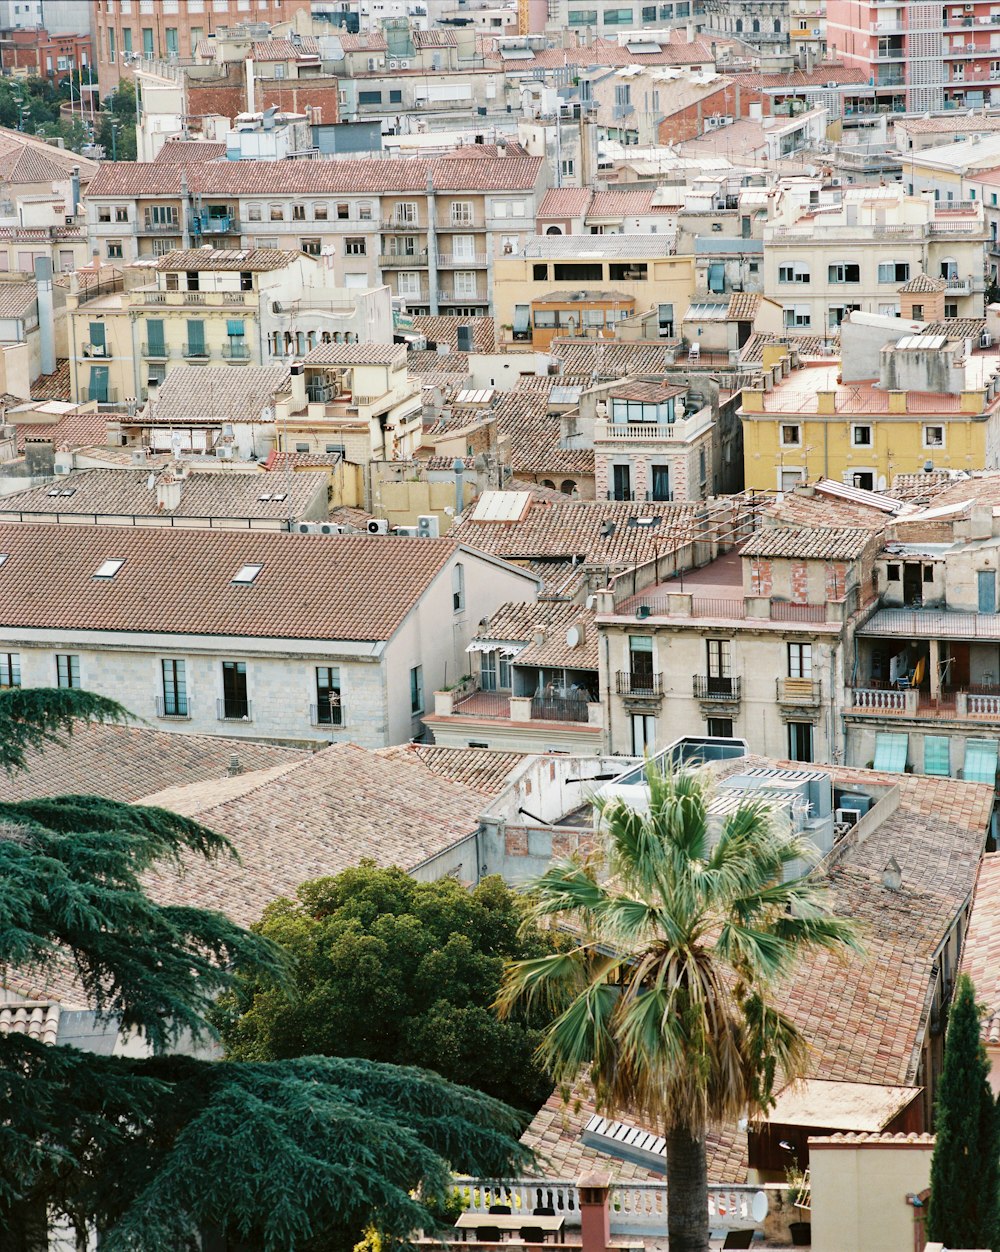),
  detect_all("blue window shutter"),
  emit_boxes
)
[874,732,908,773]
